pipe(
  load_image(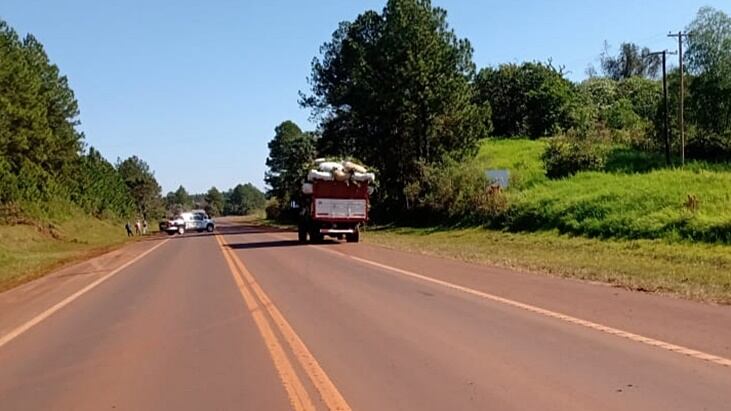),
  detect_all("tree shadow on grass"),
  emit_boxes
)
[603,148,668,174]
